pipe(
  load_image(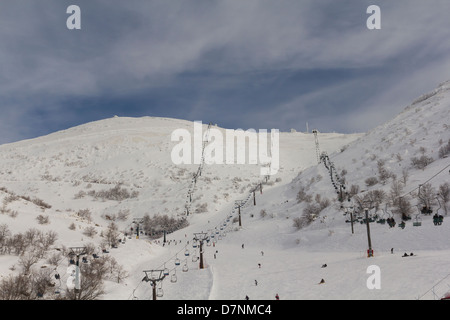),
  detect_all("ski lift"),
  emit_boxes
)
[192,240,198,248]
[413,216,422,227]
[182,263,189,272]
[156,284,164,298]
[171,271,177,283]
[413,205,423,227]
[163,266,170,277]
[175,257,181,266]
[192,253,198,262]
[184,249,190,256]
